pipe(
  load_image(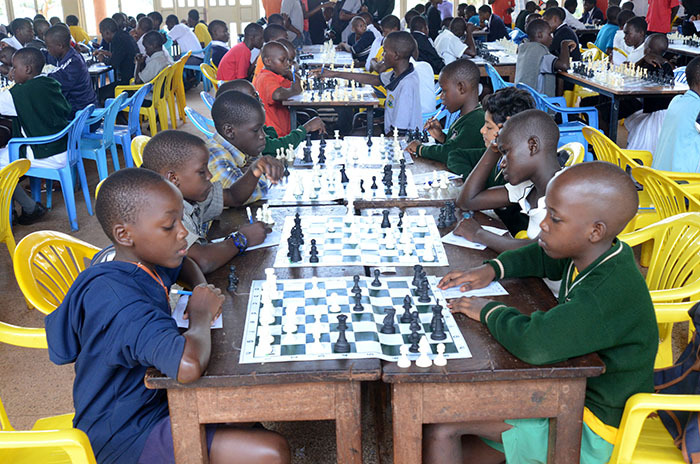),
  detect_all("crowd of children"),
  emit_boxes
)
[2,1,699,462]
